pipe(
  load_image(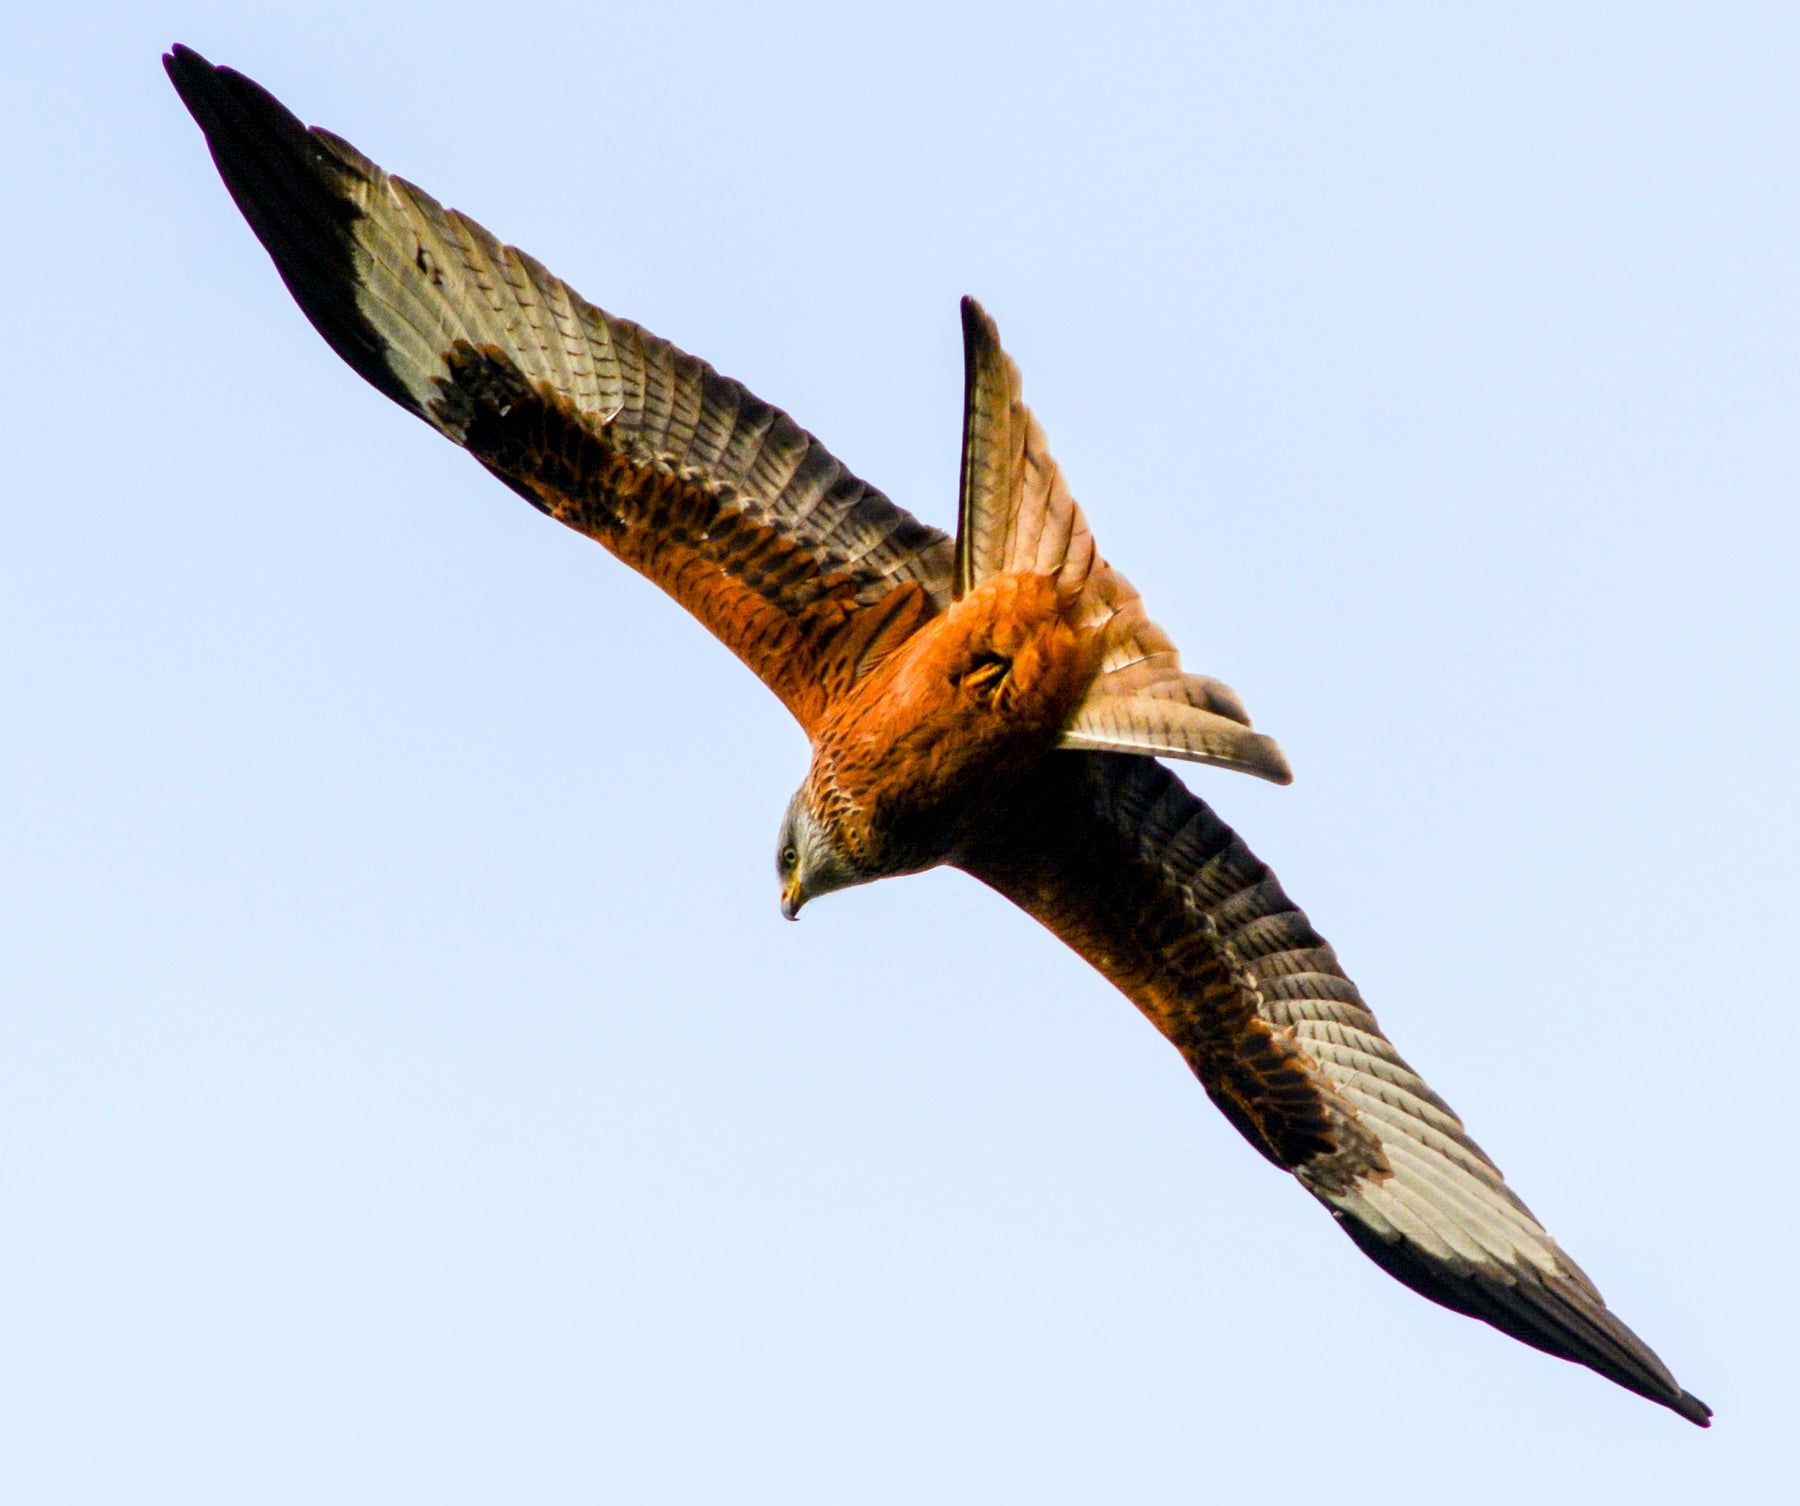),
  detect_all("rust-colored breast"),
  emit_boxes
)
[804,573,1099,873]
